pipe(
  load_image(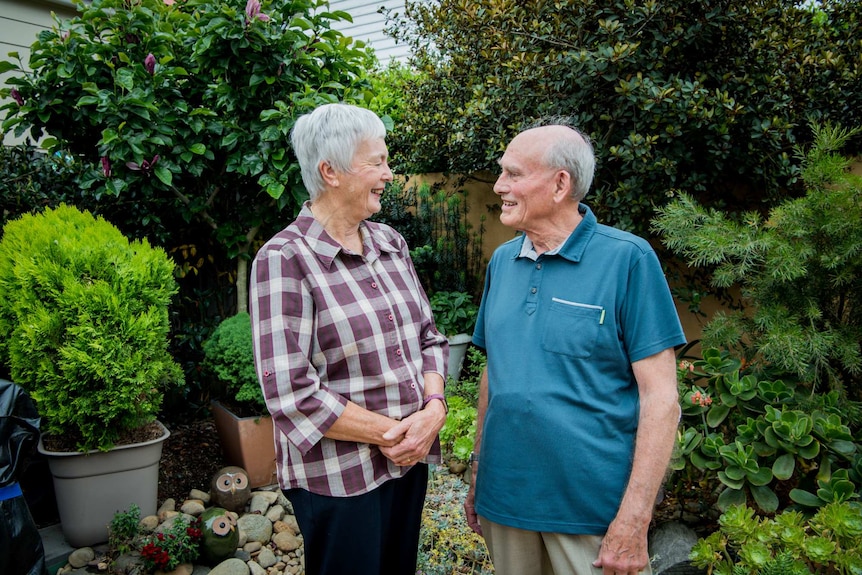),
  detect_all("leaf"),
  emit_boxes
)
[772,453,795,480]
[717,487,746,511]
[789,488,823,508]
[154,166,172,186]
[115,68,135,91]
[189,143,206,155]
[749,484,778,512]
[706,404,730,427]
